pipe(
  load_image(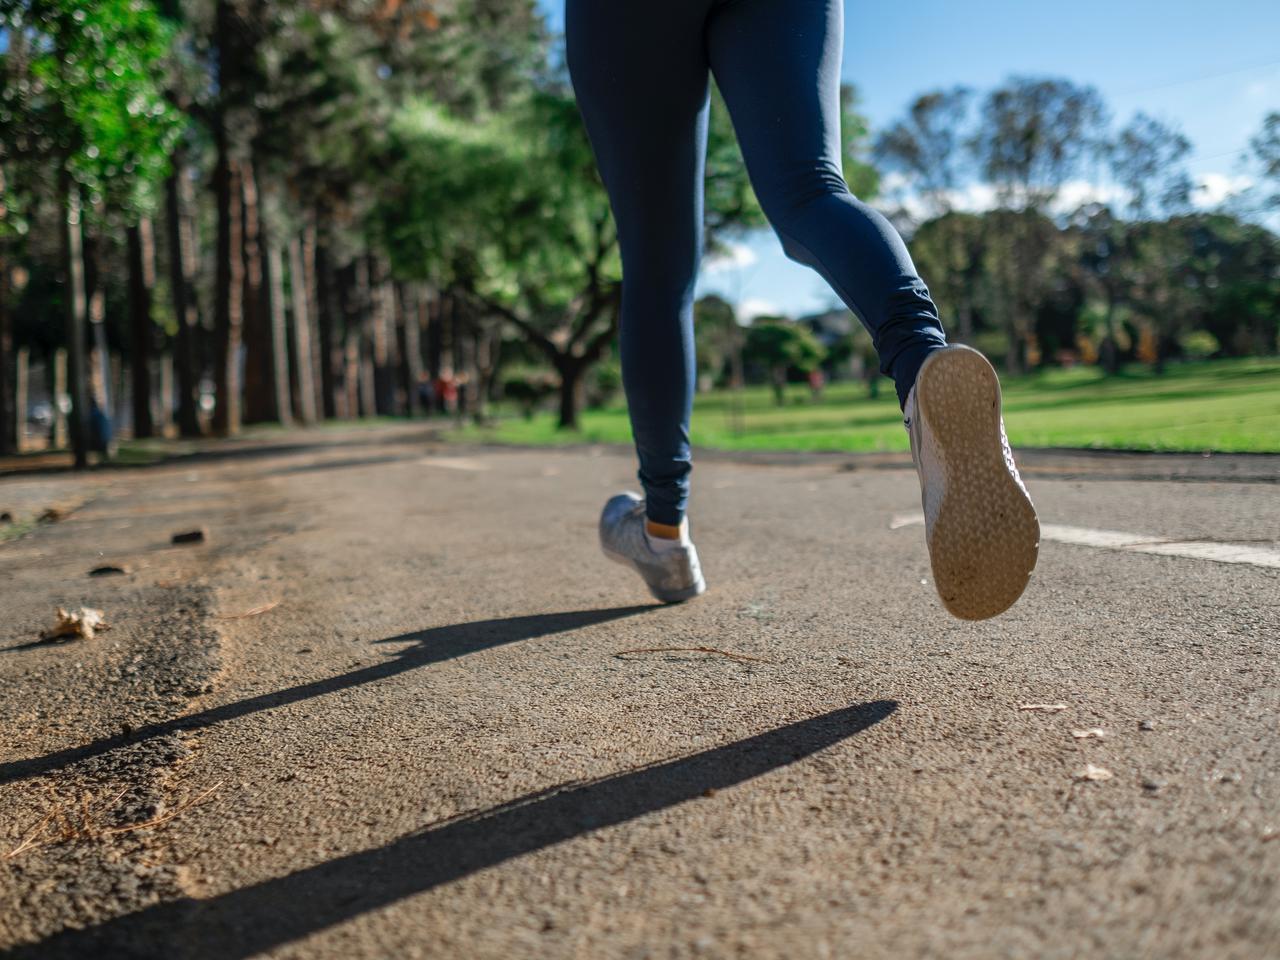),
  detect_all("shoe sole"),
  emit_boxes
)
[601,546,707,604]
[915,346,1040,620]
